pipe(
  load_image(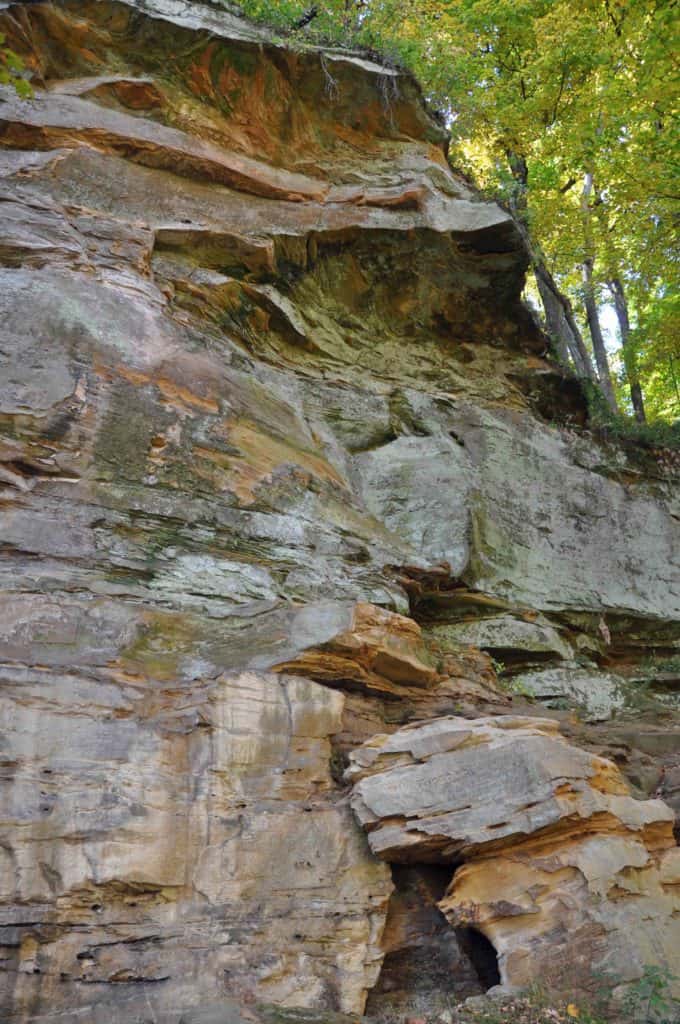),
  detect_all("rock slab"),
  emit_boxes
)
[348,716,680,997]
